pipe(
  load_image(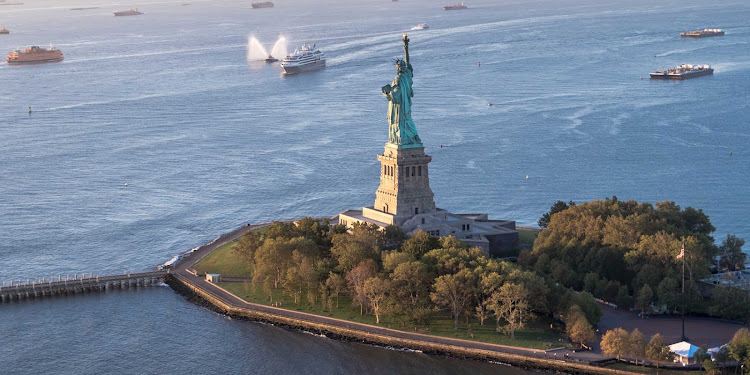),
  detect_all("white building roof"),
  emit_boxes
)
[669,341,700,358]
